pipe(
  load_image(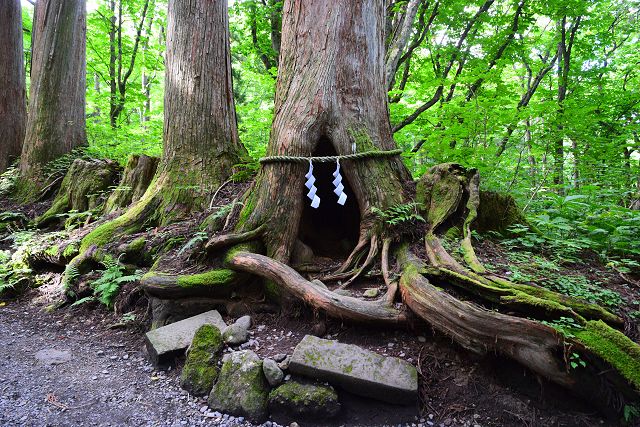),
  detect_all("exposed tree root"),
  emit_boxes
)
[397,248,640,415]
[205,225,266,252]
[140,269,246,299]
[416,164,622,327]
[103,154,159,214]
[227,251,407,325]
